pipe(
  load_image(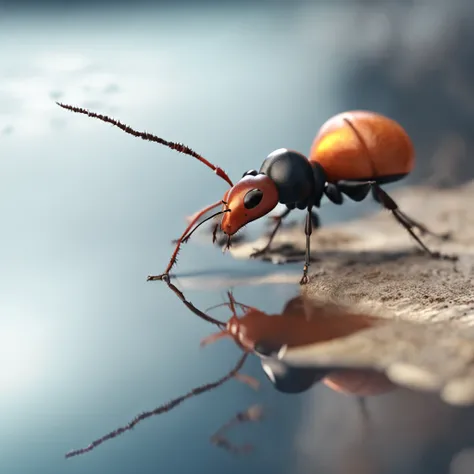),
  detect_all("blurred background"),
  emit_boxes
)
[1,1,474,473]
